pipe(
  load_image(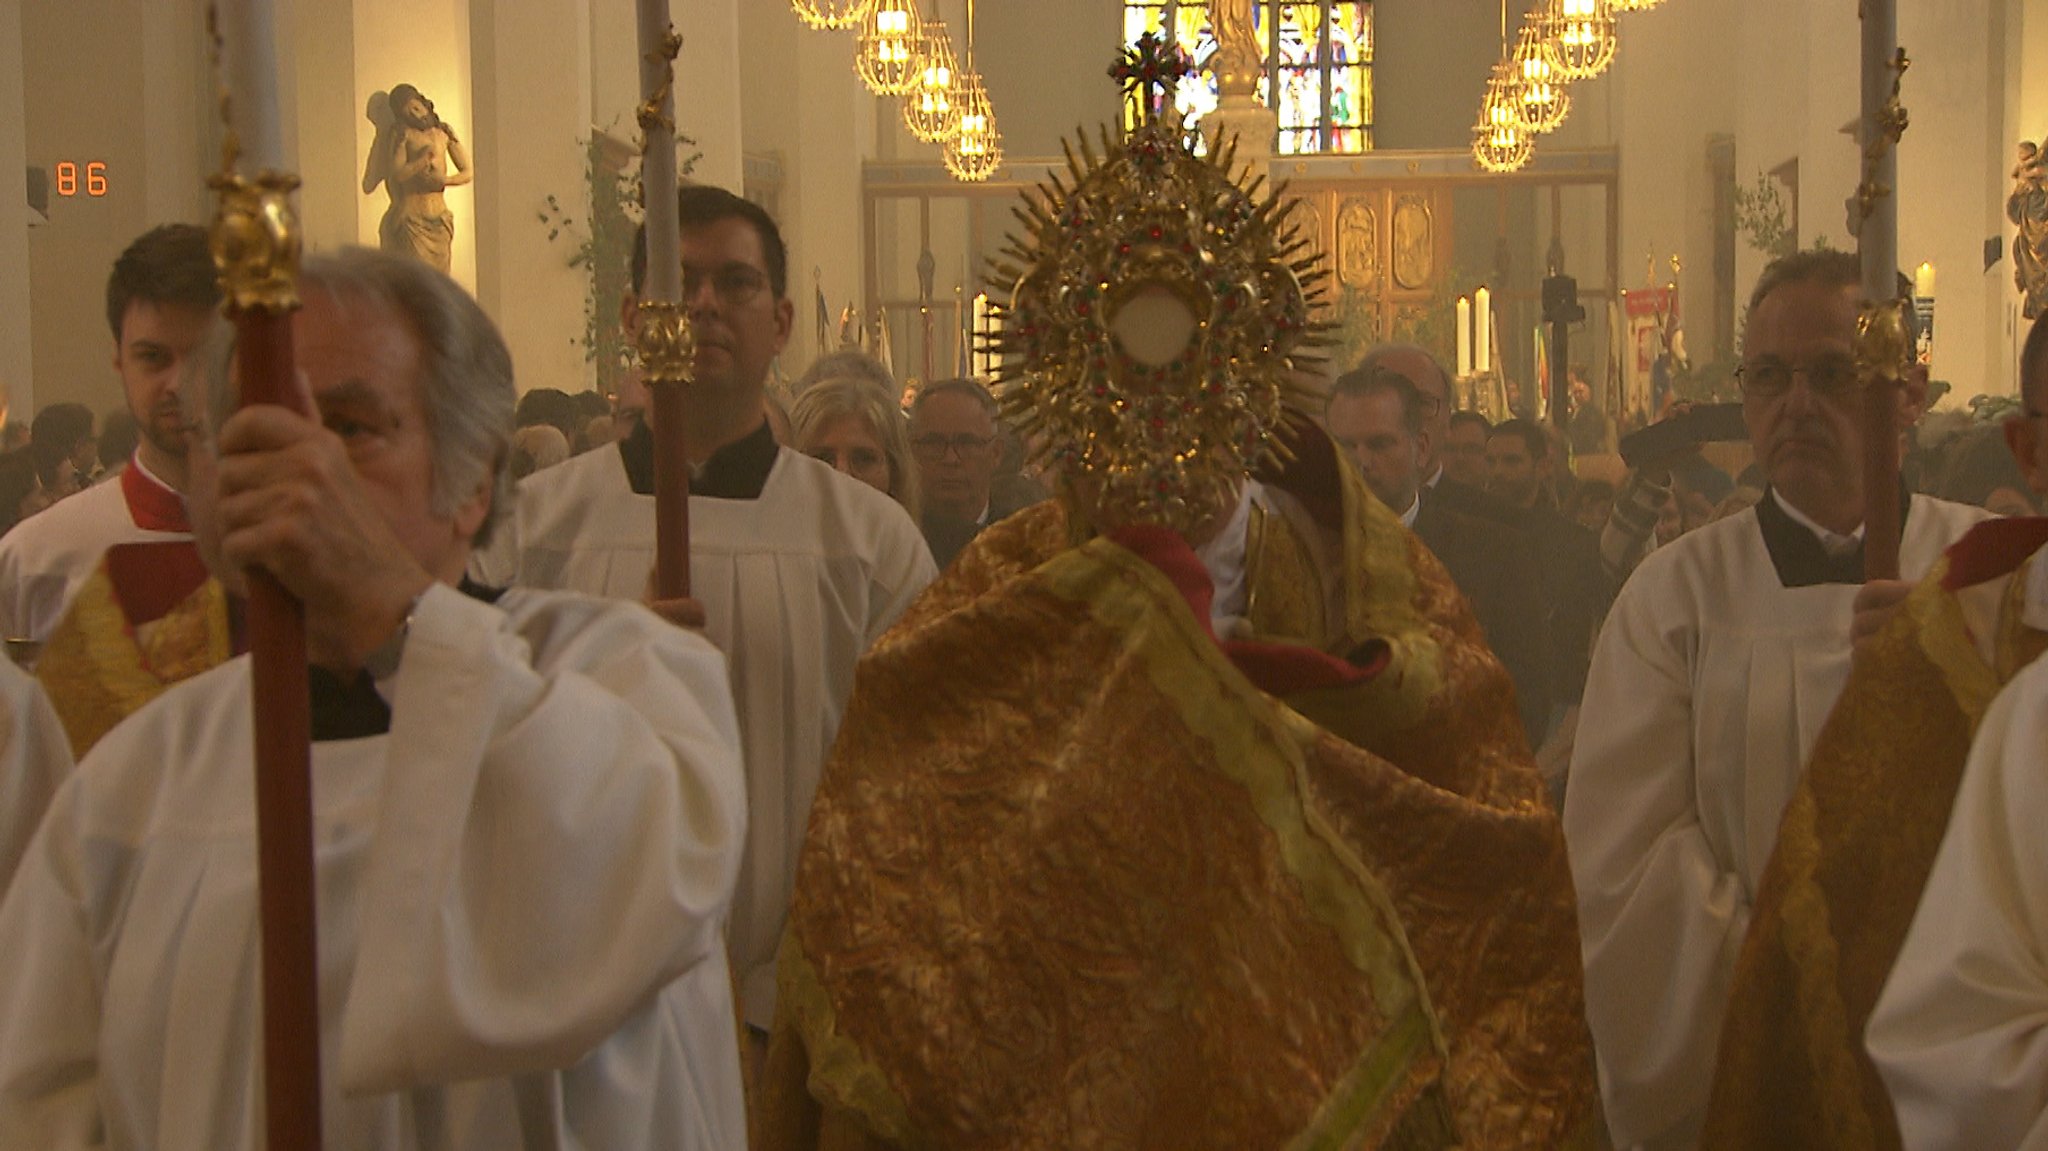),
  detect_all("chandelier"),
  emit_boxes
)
[945,73,1003,181]
[1511,24,1569,133]
[943,0,1001,181]
[902,18,959,143]
[1542,0,1618,80]
[789,0,875,30]
[1609,0,1663,9]
[1472,66,1533,173]
[855,0,925,96]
